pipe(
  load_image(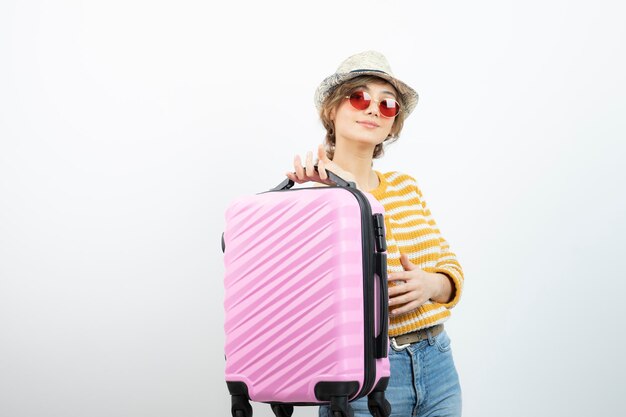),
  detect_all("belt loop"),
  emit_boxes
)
[427,327,436,346]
